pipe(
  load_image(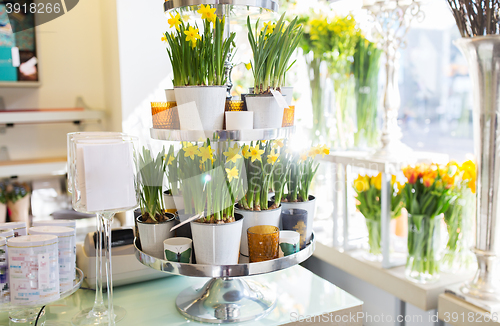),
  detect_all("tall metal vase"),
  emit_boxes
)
[455,36,500,301]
